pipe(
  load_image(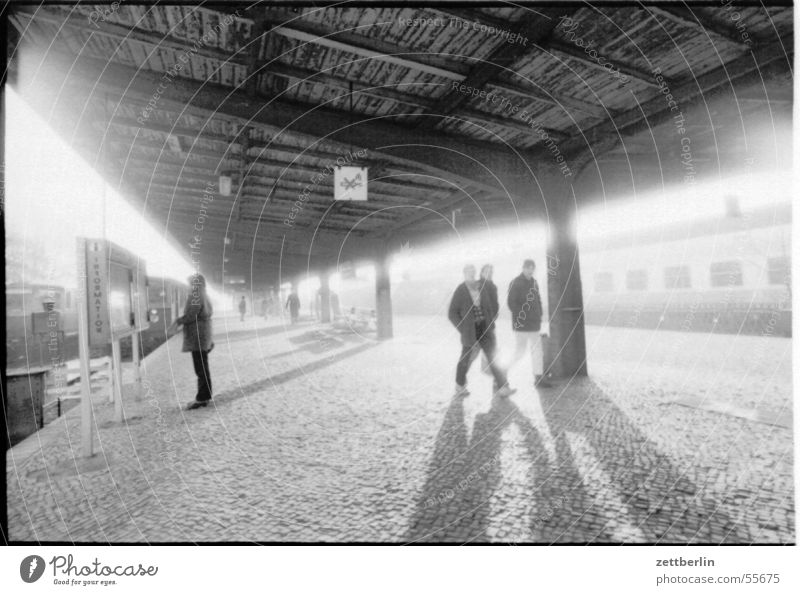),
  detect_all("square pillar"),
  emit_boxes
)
[546,191,588,378]
[375,251,393,339]
[319,271,331,323]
